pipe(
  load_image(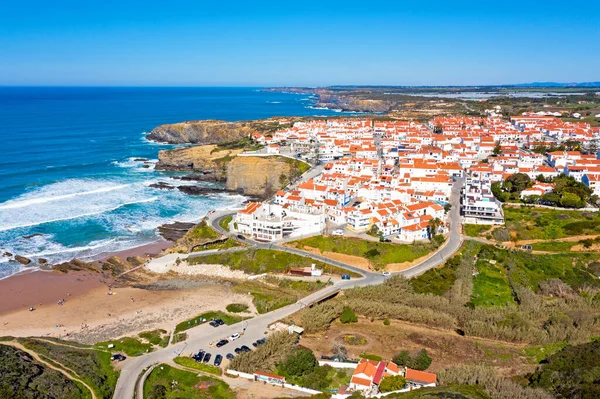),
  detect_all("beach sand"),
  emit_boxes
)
[0,240,254,344]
